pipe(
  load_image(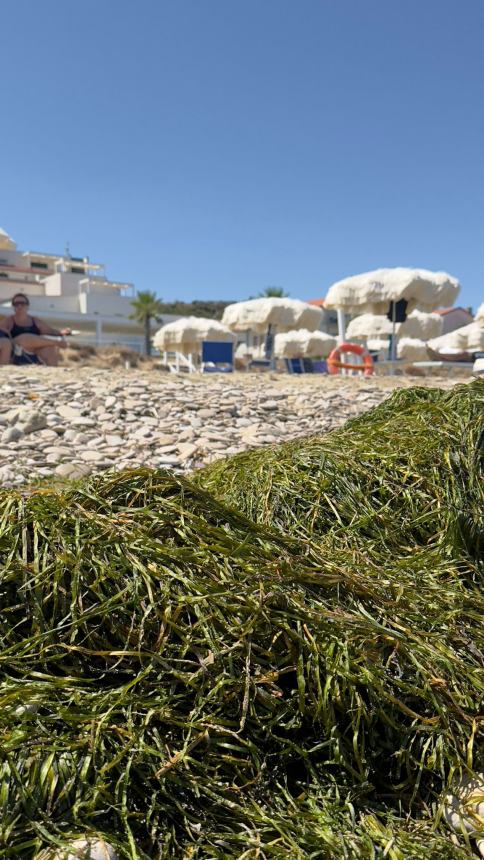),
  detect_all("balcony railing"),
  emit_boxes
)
[78,277,135,297]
